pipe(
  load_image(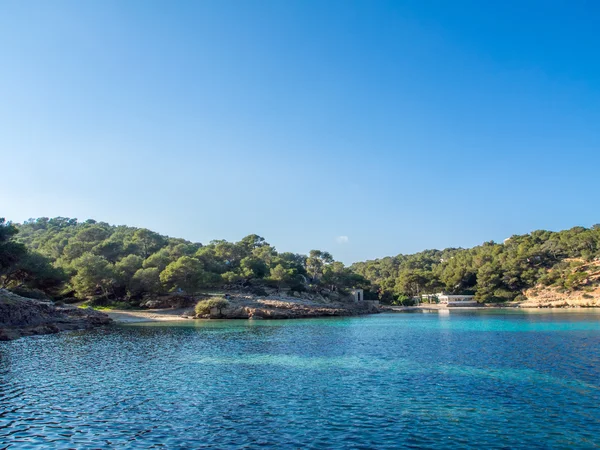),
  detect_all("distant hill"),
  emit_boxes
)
[2,216,599,306]
[5,217,364,305]
[351,225,600,304]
